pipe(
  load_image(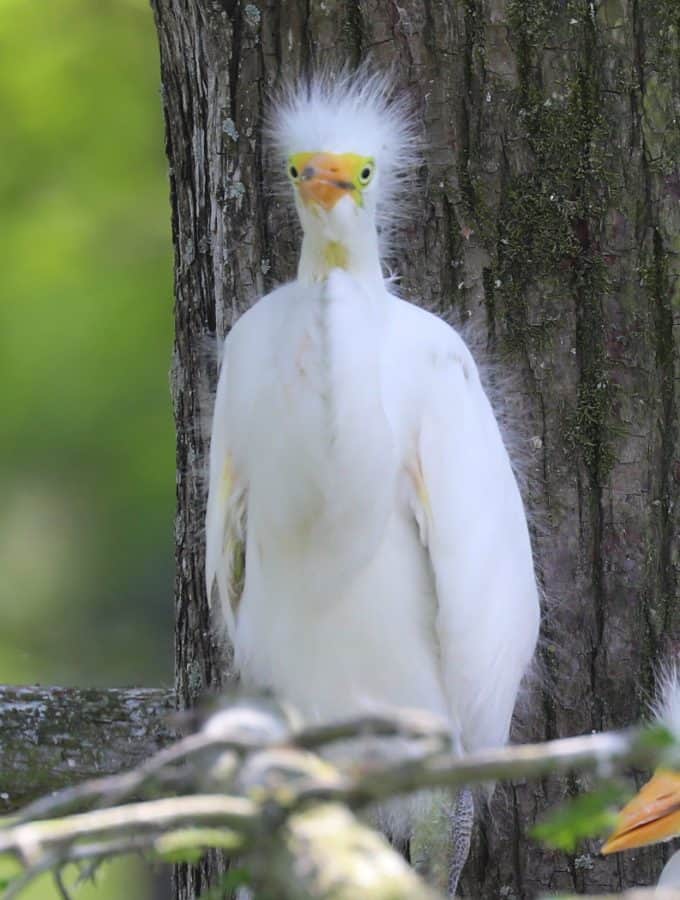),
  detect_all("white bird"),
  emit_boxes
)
[601,664,680,893]
[205,69,540,891]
